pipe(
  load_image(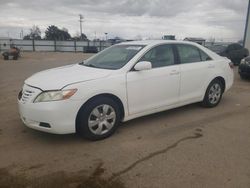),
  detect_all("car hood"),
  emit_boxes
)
[25,64,113,90]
